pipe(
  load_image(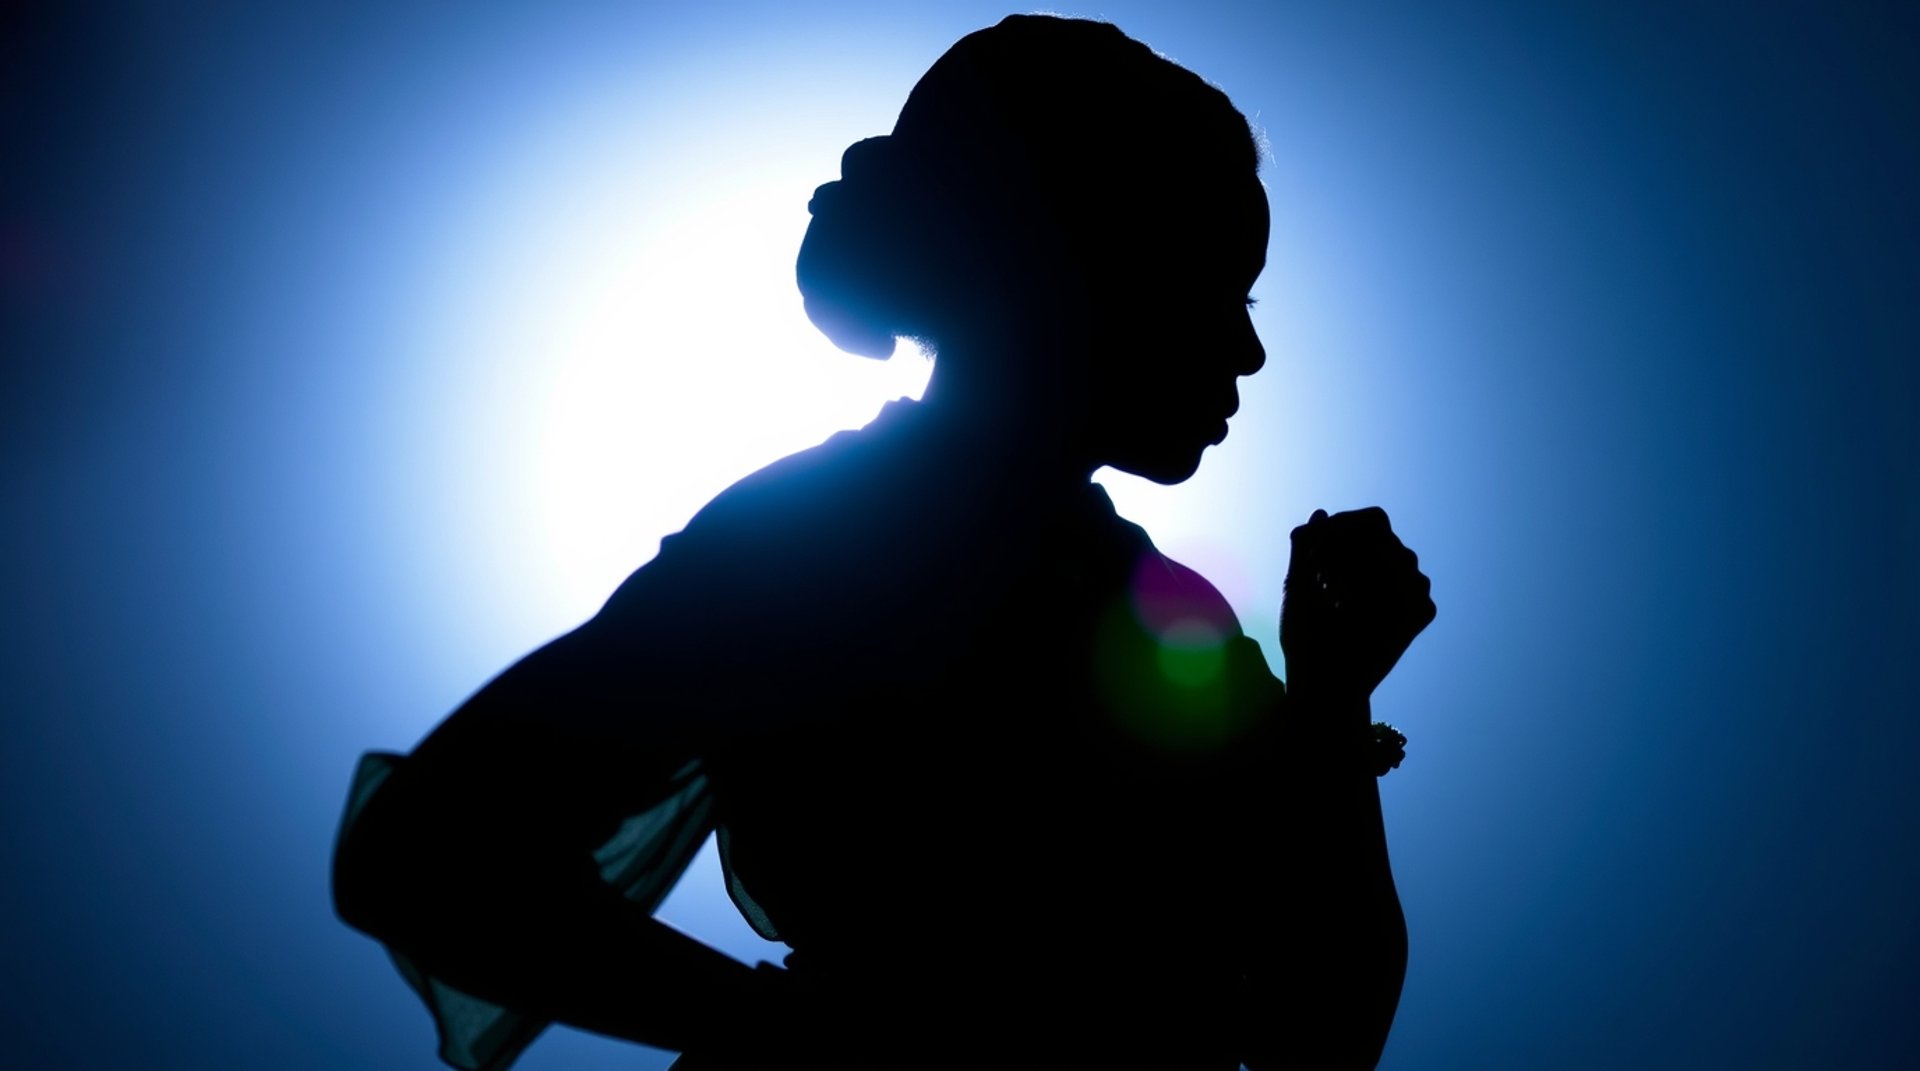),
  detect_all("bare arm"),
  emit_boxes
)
[1241,507,1432,1070]
[1240,687,1408,1071]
